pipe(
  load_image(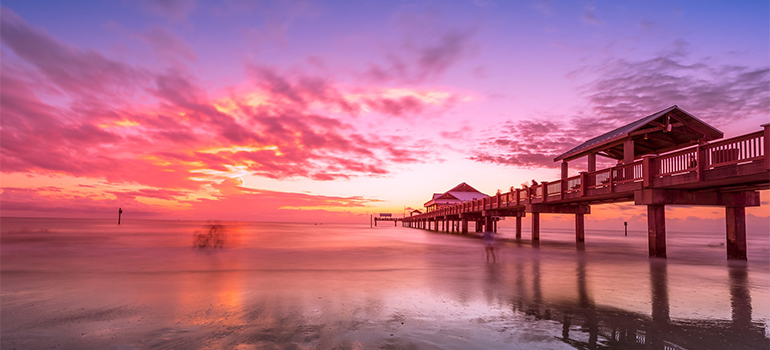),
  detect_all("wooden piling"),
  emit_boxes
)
[726,207,747,260]
[575,214,585,242]
[532,213,540,241]
[647,205,666,258]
